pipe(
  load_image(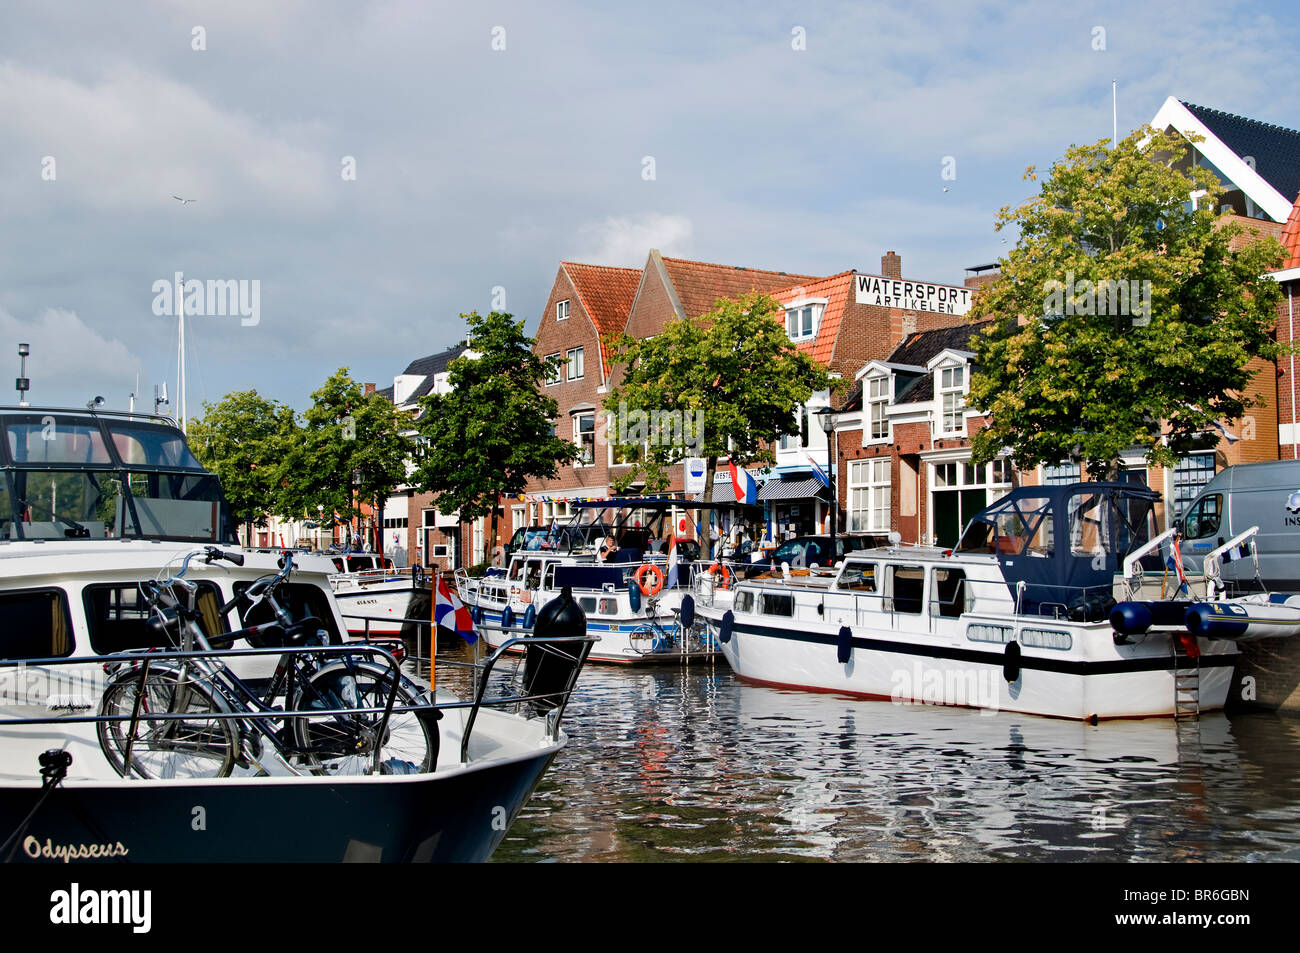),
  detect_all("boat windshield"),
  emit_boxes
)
[0,412,235,543]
